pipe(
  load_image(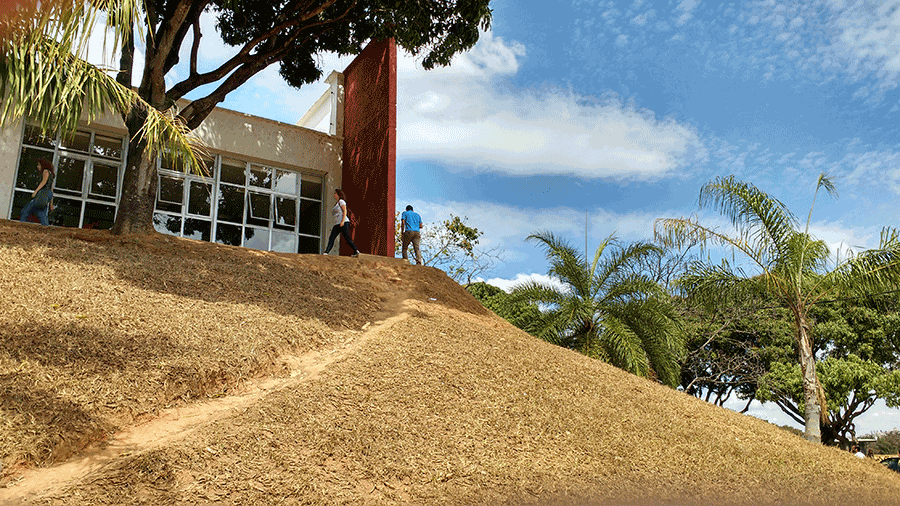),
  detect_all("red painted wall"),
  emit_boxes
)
[341,38,397,257]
